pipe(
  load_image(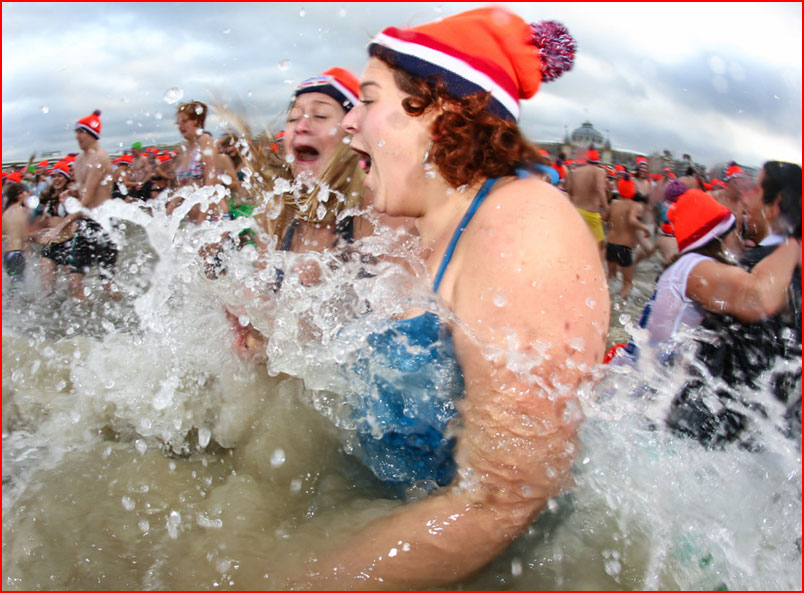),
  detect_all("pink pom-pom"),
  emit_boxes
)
[530,21,576,83]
